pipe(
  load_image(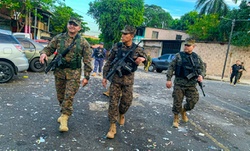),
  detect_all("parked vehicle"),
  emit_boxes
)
[0,29,29,83]
[15,37,54,72]
[34,39,49,47]
[148,54,175,73]
[13,32,32,39]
